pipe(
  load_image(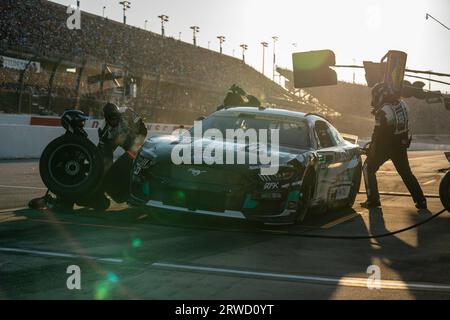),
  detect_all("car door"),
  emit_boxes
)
[314,120,354,206]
